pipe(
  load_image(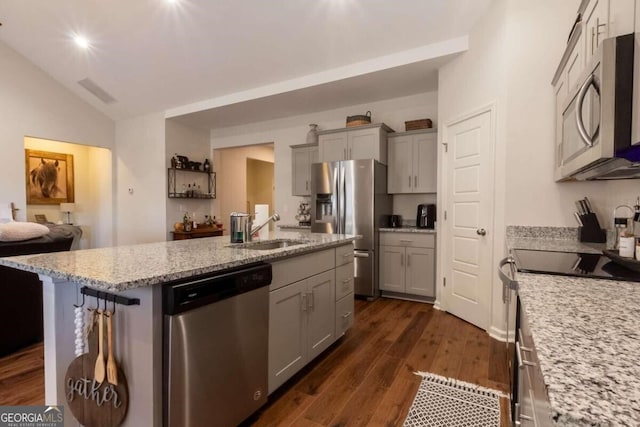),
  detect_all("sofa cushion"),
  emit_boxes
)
[0,222,50,242]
